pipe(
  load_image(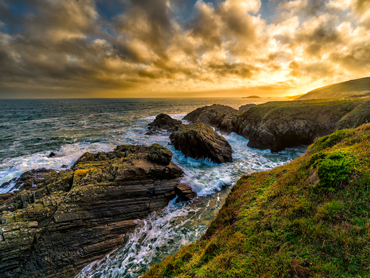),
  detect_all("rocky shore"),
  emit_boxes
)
[0,144,195,278]
[183,98,370,152]
[1,97,369,277]
[143,123,370,278]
